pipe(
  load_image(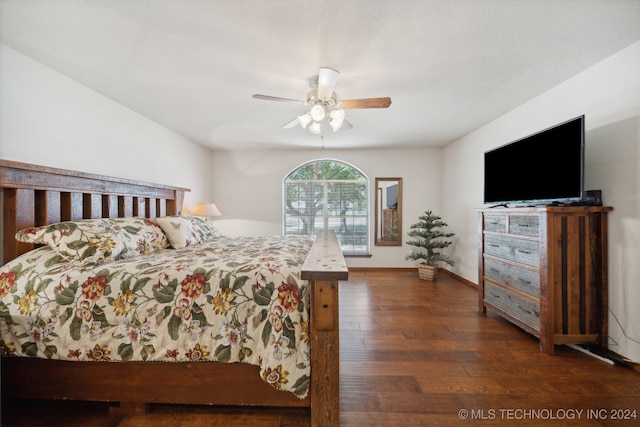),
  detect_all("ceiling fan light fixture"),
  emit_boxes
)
[309,104,326,122]
[329,120,341,132]
[309,121,322,135]
[297,113,312,128]
[329,108,345,131]
[254,68,391,137]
